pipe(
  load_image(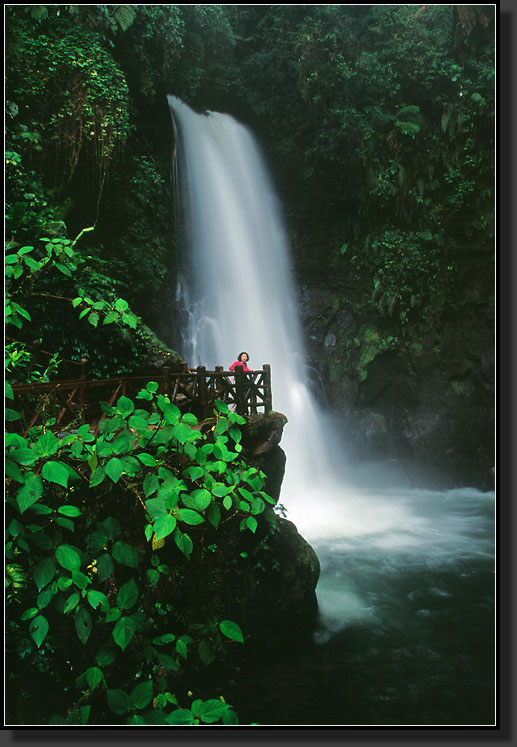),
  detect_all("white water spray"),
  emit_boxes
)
[168,97,494,557]
[169,95,342,524]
